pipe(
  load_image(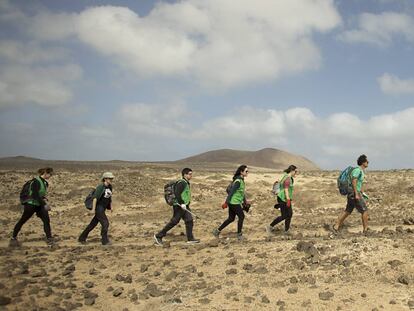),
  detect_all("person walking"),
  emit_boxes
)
[266,165,297,235]
[78,172,114,245]
[10,167,55,246]
[333,155,369,234]
[154,168,200,246]
[212,165,249,240]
